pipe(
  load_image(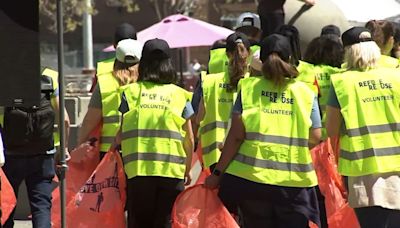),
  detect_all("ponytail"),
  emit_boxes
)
[262,53,298,87]
[227,42,249,92]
